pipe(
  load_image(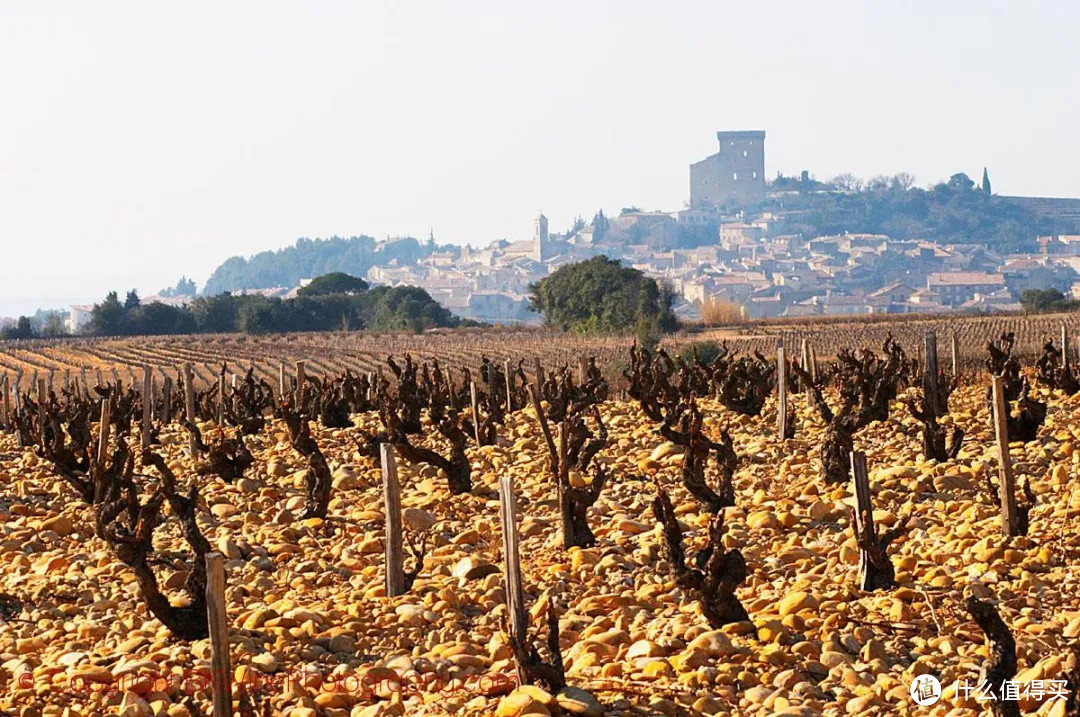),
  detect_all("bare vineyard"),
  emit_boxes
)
[0,329,635,393]
[698,310,1080,371]
[0,318,1078,716]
